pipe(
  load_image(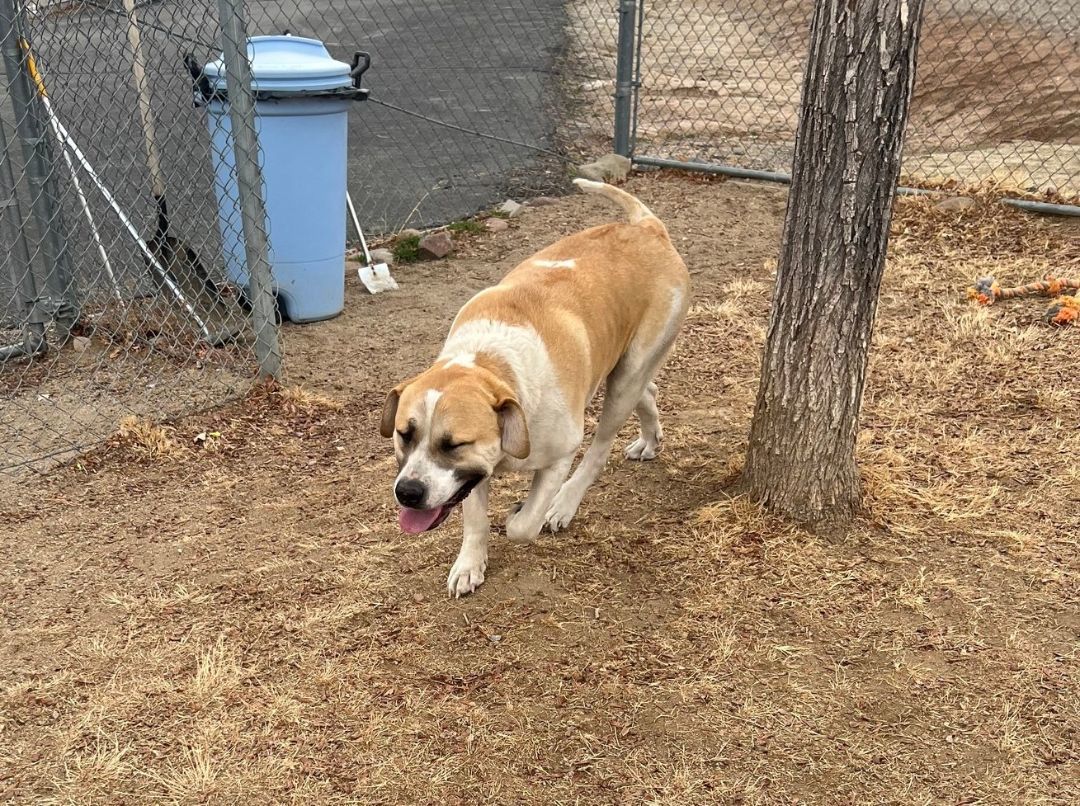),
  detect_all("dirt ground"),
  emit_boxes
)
[2,175,1079,804]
